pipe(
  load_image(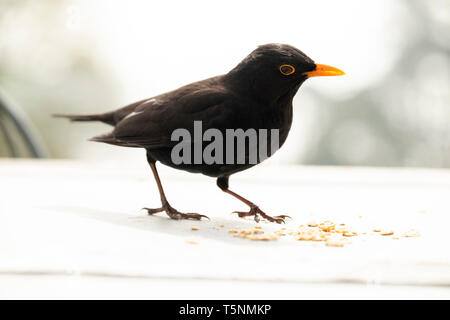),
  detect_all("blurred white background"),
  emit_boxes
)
[1,0,449,167]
